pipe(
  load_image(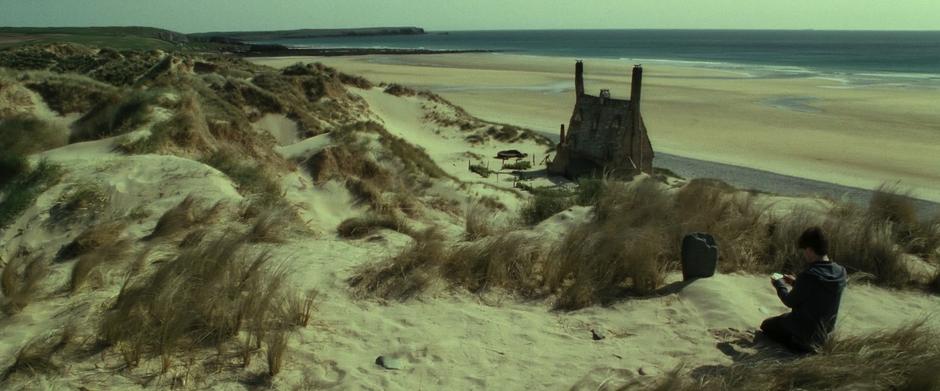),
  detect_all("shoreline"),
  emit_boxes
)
[238,47,500,57]
[249,53,940,205]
